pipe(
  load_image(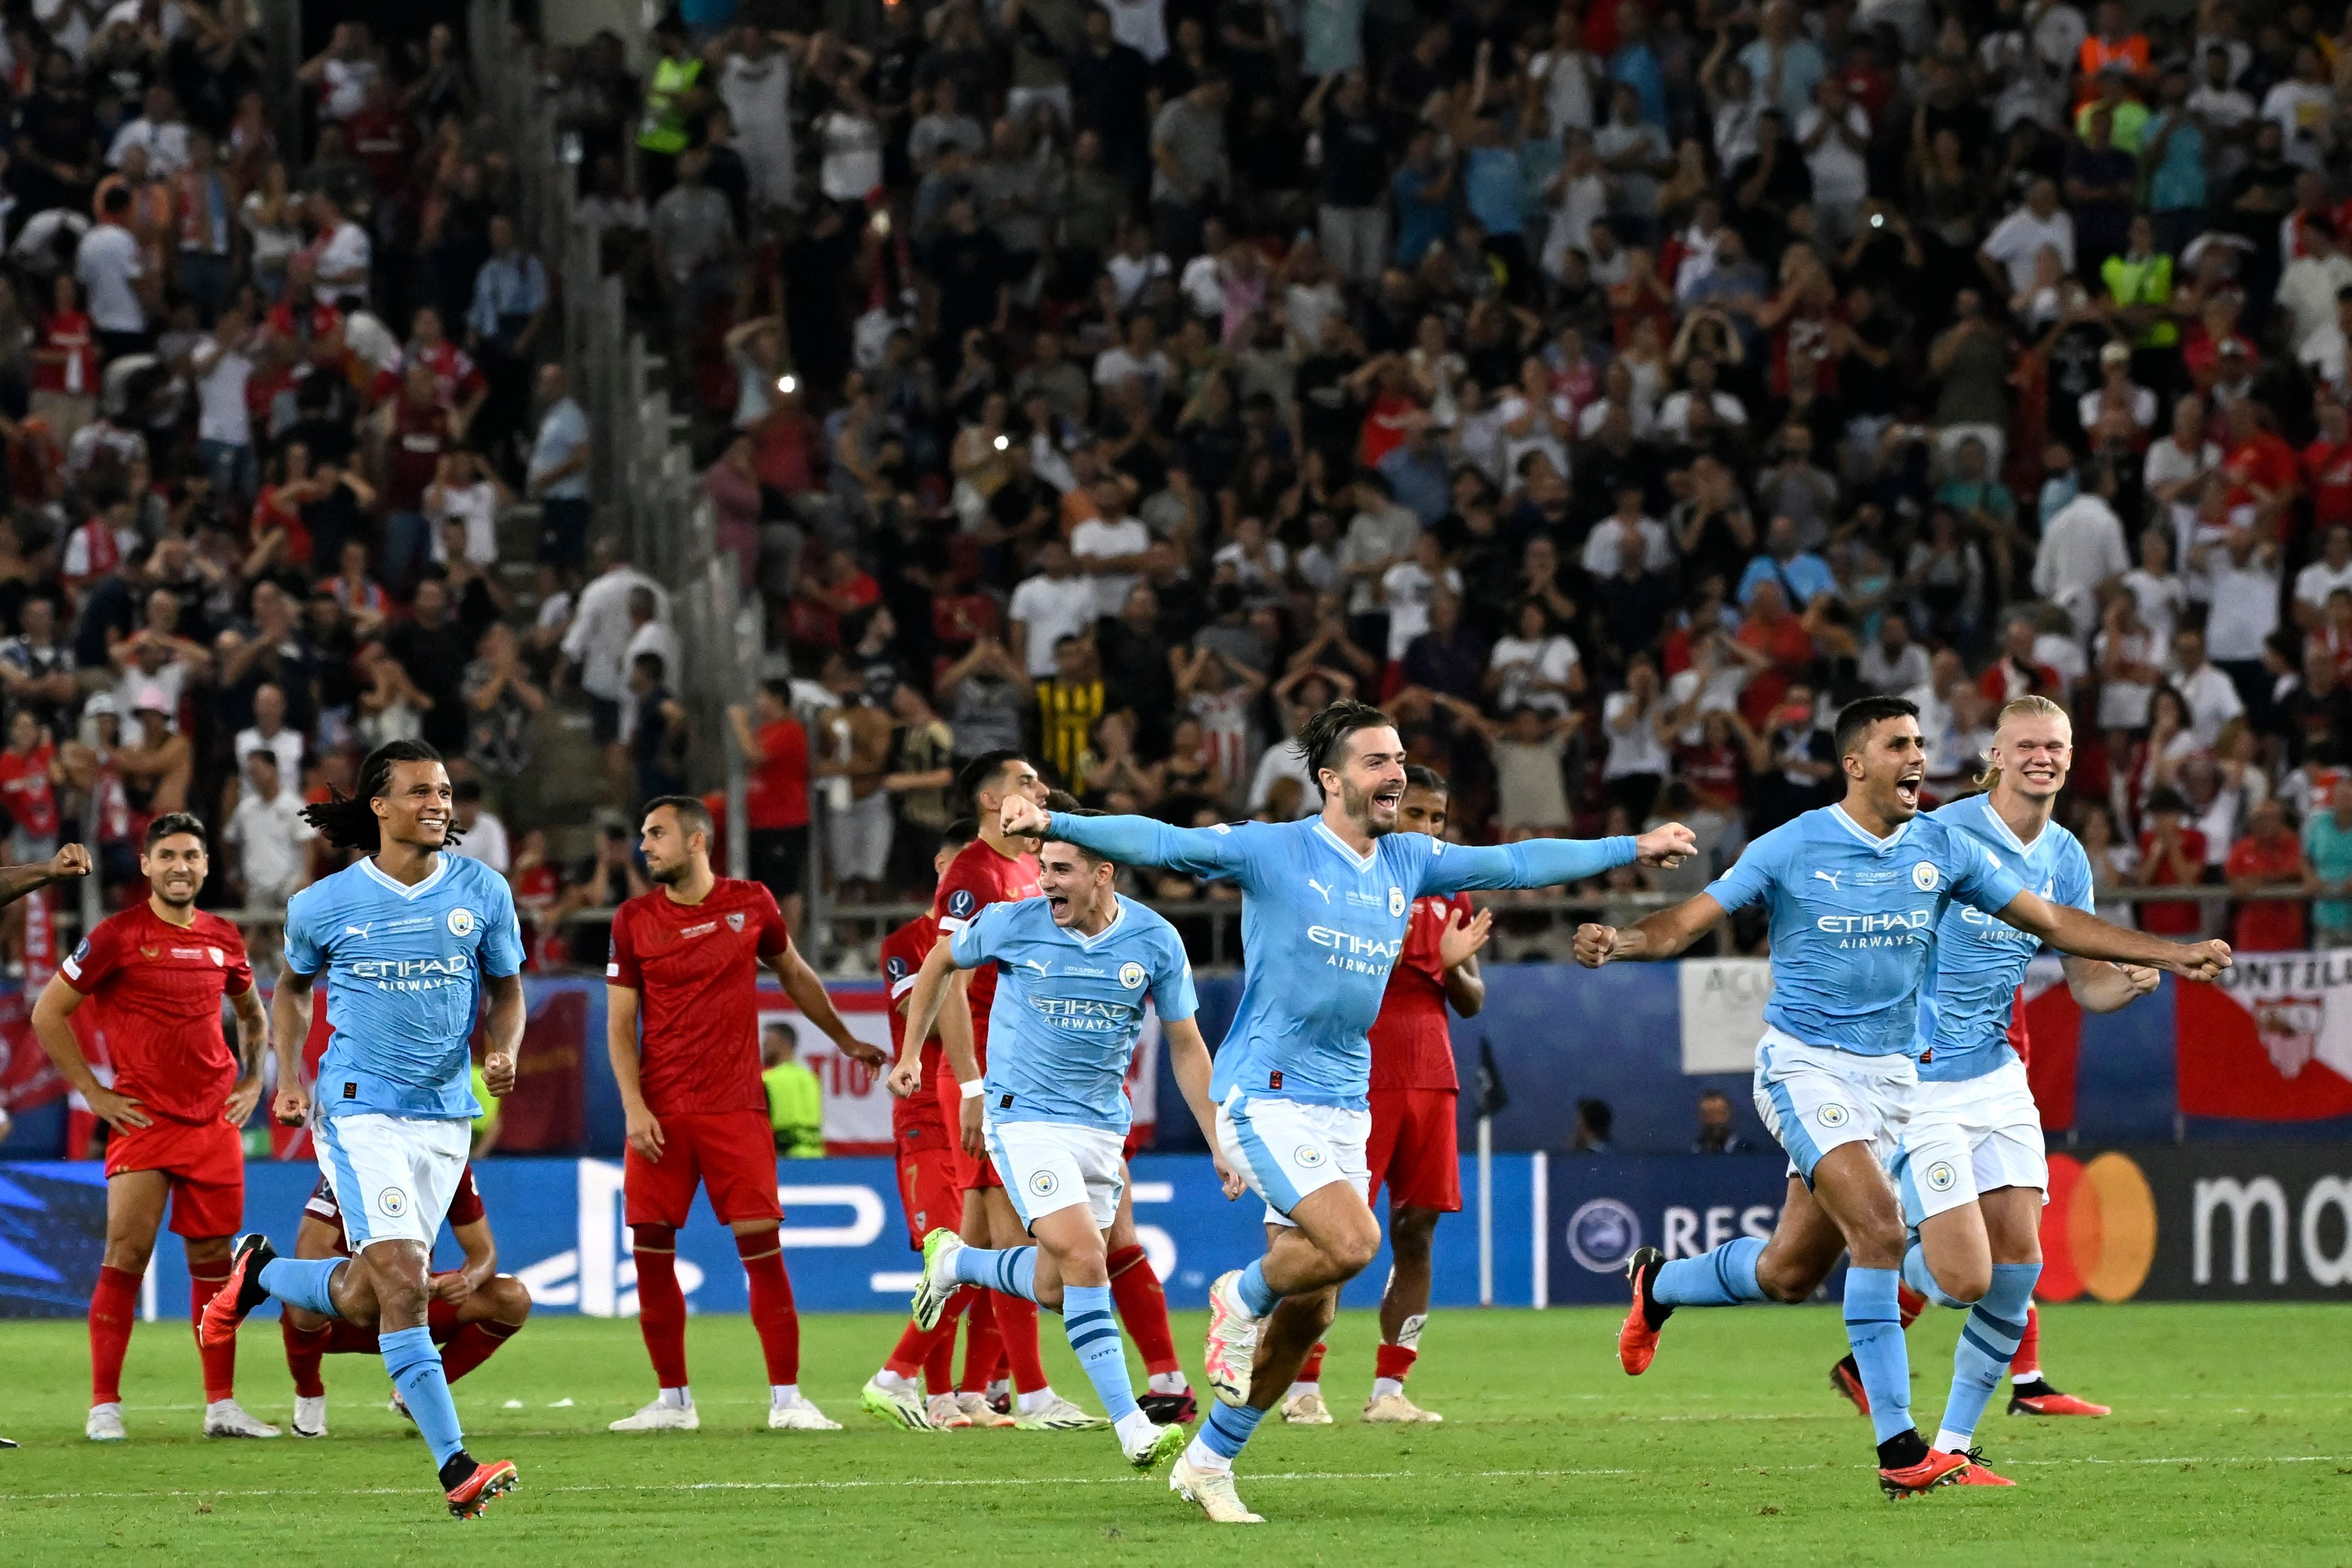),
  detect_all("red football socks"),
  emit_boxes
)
[1297,1342,1328,1384]
[631,1225,690,1387]
[2010,1302,2042,1378]
[738,1230,800,1385]
[993,1291,1048,1394]
[1107,1244,1180,1377]
[1374,1341,1418,1383]
[281,1315,332,1399]
[189,1264,237,1403]
[1897,1283,1927,1329]
[88,1264,140,1407]
[886,1286,970,1388]
[440,1320,520,1383]
[957,1290,1002,1394]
